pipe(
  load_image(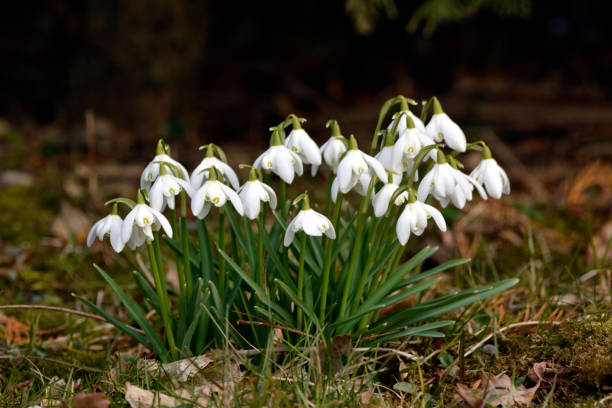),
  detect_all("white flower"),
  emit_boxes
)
[416,159,457,203]
[237,176,277,220]
[375,145,403,185]
[470,157,510,199]
[332,136,387,200]
[438,167,487,209]
[87,209,125,253]
[191,157,239,190]
[284,208,335,247]
[285,128,321,167]
[149,173,194,212]
[191,171,244,219]
[396,199,447,245]
[388,110,425,134]
[392,127,436,167]
[140,140,189,190]
[121,199,173,247]
[372,182,409,217]
[253,131,303,183]
[313,136,347,176]
[425,98,466,152]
